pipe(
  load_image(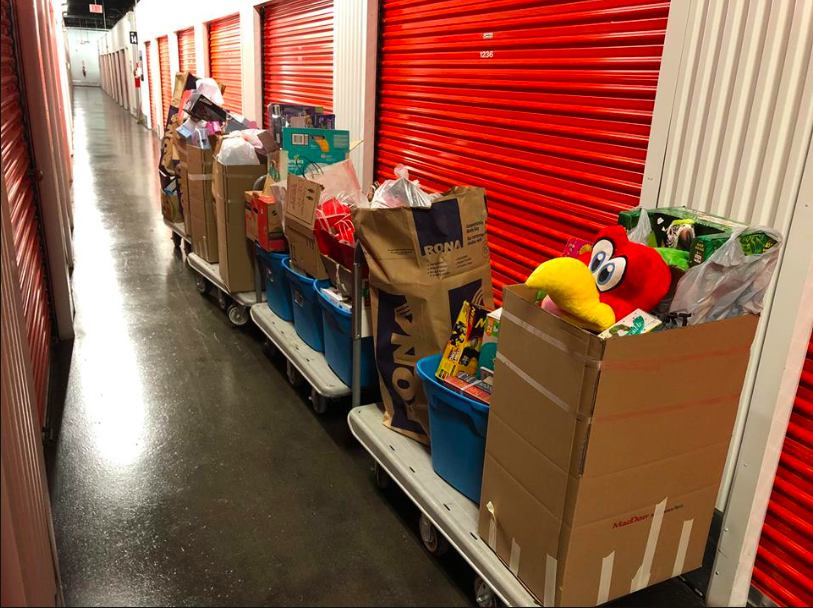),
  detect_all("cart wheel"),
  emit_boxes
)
[227,304,248,326]
[310,388,329,414]
[172,232,182,248]
[373,462,391,490]
[196,275,211,295]
[218,289,230,311]
[474,577,499,608]
[286,360,304,388]
[182,240,191,256]
[419,513,449,556]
